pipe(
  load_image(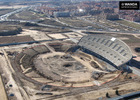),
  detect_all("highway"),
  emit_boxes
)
[0,5,139,35]
[0,7,29,21]
[0,6,74,29]
[5,19,62,28]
